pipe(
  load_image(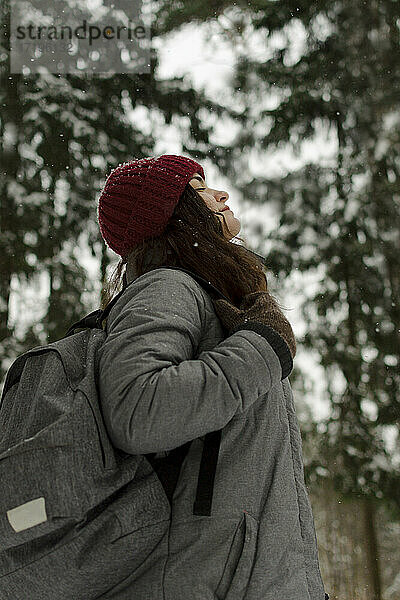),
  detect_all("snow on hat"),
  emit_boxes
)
[97,154,205,259]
